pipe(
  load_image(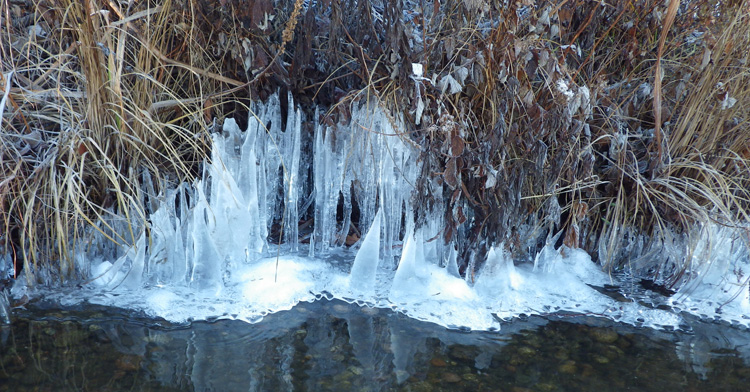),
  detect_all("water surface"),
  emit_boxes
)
[2,300,749,391]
